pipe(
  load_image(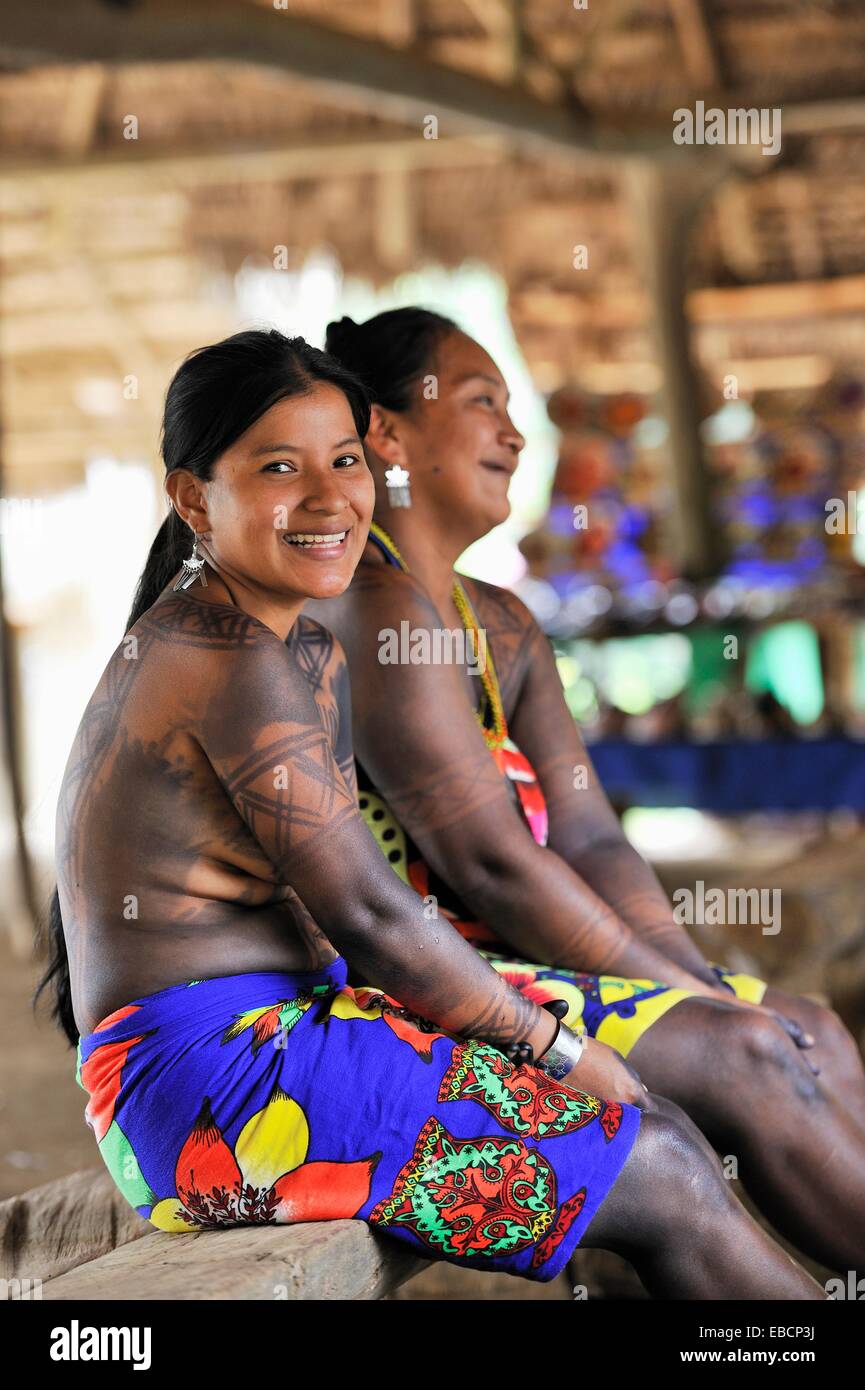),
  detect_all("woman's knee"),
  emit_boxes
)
[726,1010,822,1100]
[584,1109,729,1252]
